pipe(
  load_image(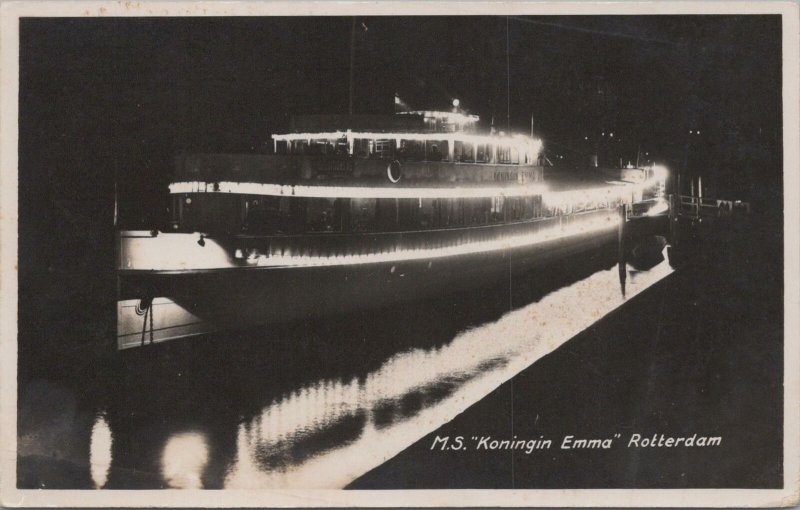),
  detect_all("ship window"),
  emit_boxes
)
[398,140,424,161]
[437,198,464,227]
[351,198,377,231]
[522,195,544,219]
[293,140,311,154]
[498,145,511,164]
[490,196,505,222]
[522,196,534,219]
[335,137,349,155]
[374,139,393,159]
[309,140,335,155]
[419,198,437,228]
[307,197,338,232]
[463,198,490,225]
[333,198,351,231]
[353,139,370,159]
[439,141,450,161]
[505,197,522,221]
[534,195,543,217]
[376,198,399,230]
[426,141,445,162]
[476,144,489,163]
[454,141,475,163]
[397,199,419,229]
[243,196,295,234]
